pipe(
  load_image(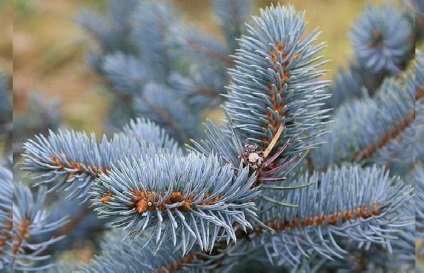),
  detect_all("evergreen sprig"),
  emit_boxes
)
[22,118,180,201]
[92,153,259,254]
[12,185,68,271]
[1,164,68,272]
[254,165,413,266]
[226,5,329,156]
